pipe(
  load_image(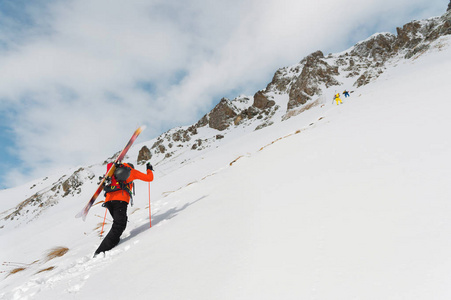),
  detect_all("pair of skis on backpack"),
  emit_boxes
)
[75,126,144,221]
